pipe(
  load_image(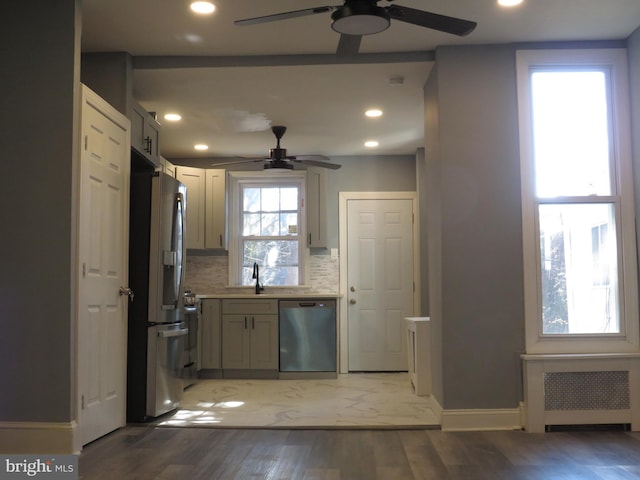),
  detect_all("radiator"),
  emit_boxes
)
[521,354,640,432]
